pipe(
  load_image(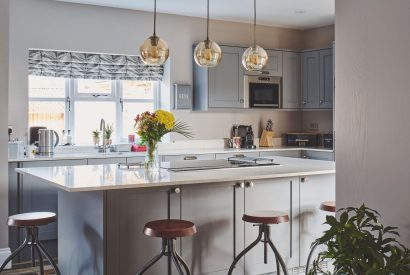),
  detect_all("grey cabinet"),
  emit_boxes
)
[181,182,241,275]
[245,50,283,77]
[215,152,260,159]
[301,49,333,109]
[302,150,334,161]
[87,157,126,165]
[106,187,181,275]
[299,174,335,269]
[237,178,300,274]
[259,150,302,158]
[301,51,320,109]
[193,45,244,110]
[282,51,301,109]
[319,49,334,109]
